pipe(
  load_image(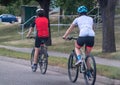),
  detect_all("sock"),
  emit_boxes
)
[77,55,81,60]
[33,63,37,66]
